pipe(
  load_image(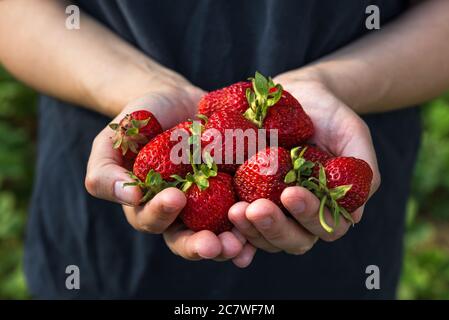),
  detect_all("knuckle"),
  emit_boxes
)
[265,229,284,242]
[286,246,310,256]
[137,220,163,234]
[84,171,100,196]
